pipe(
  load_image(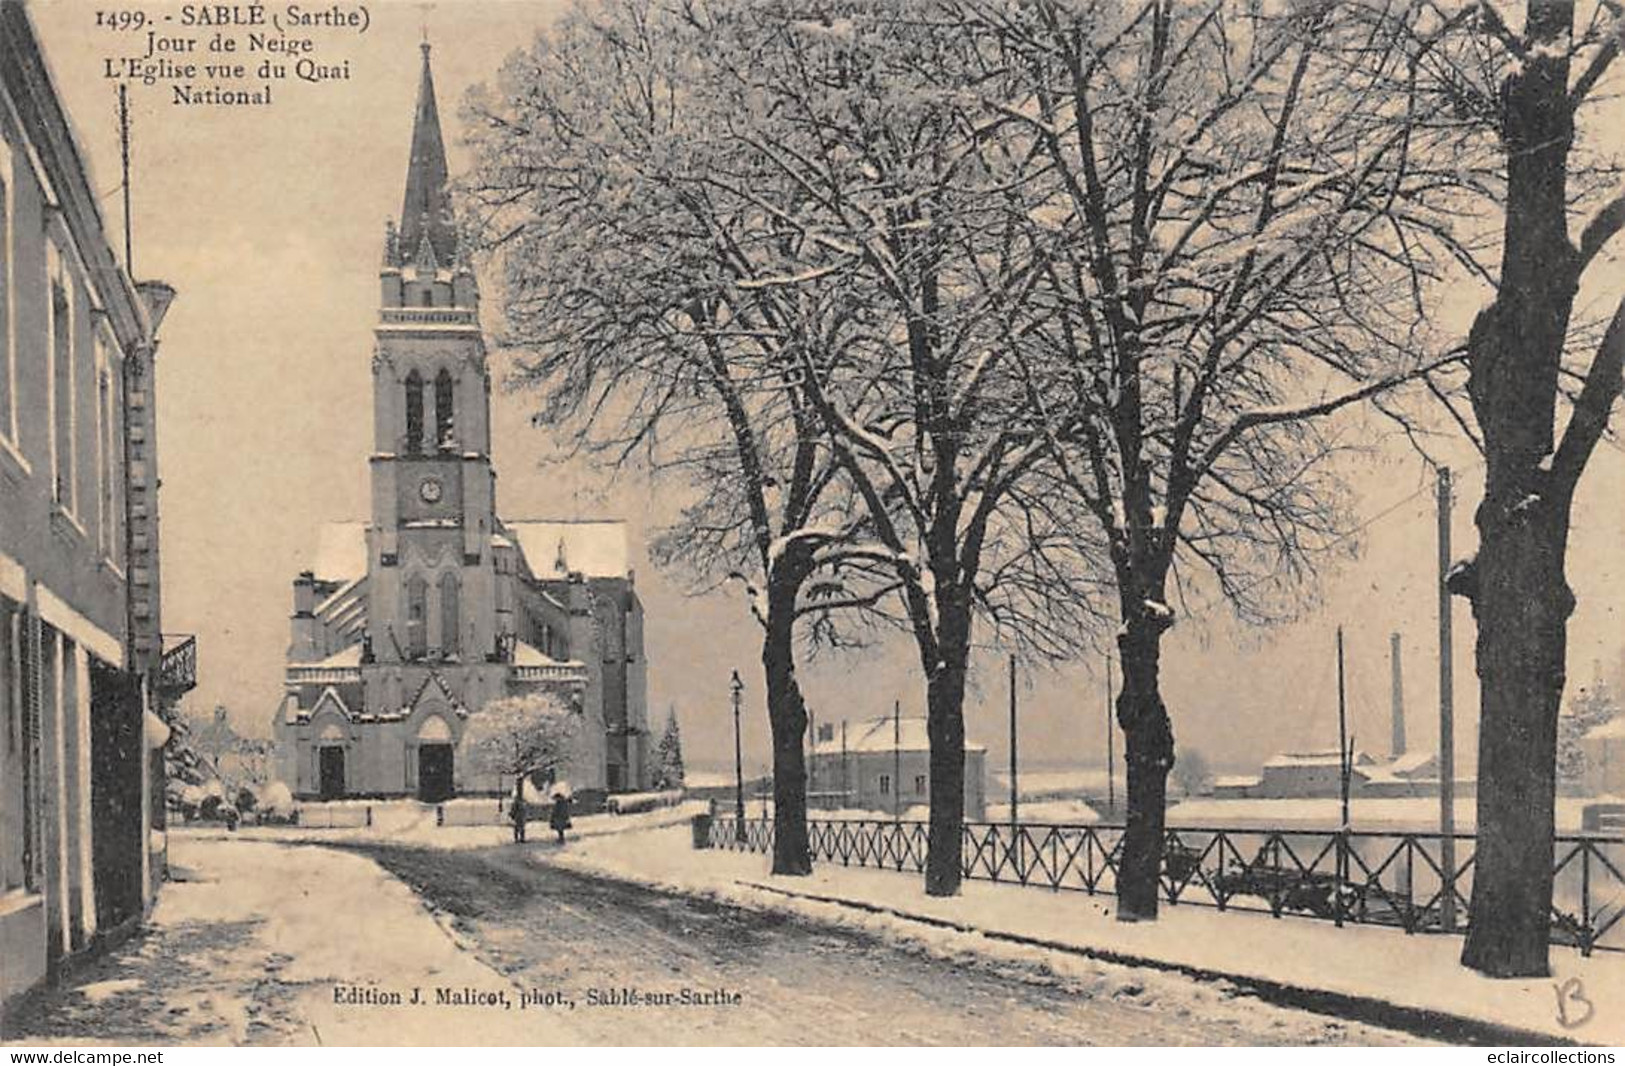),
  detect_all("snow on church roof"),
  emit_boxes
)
[507,520,631,580]
[308,644,363,670]
[513,639,580,667]
[311,521,368,582]
[304,519,632,583]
